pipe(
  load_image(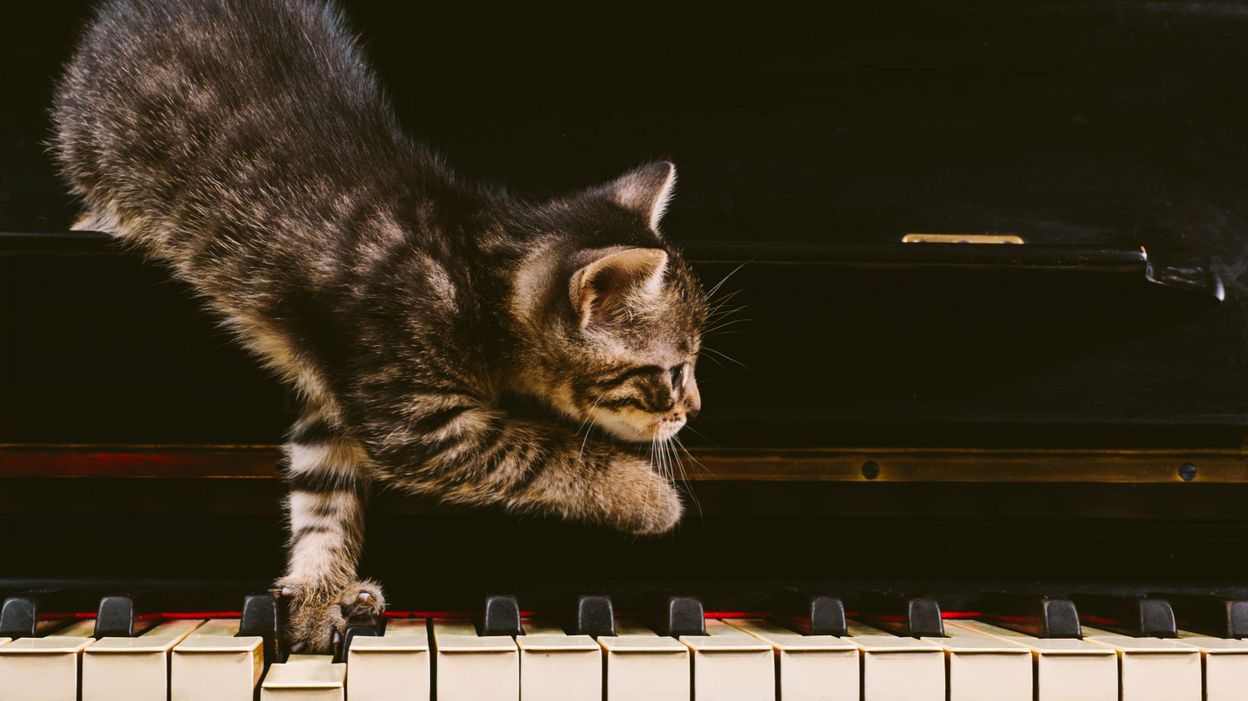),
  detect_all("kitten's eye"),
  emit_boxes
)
[669,364,686,389]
